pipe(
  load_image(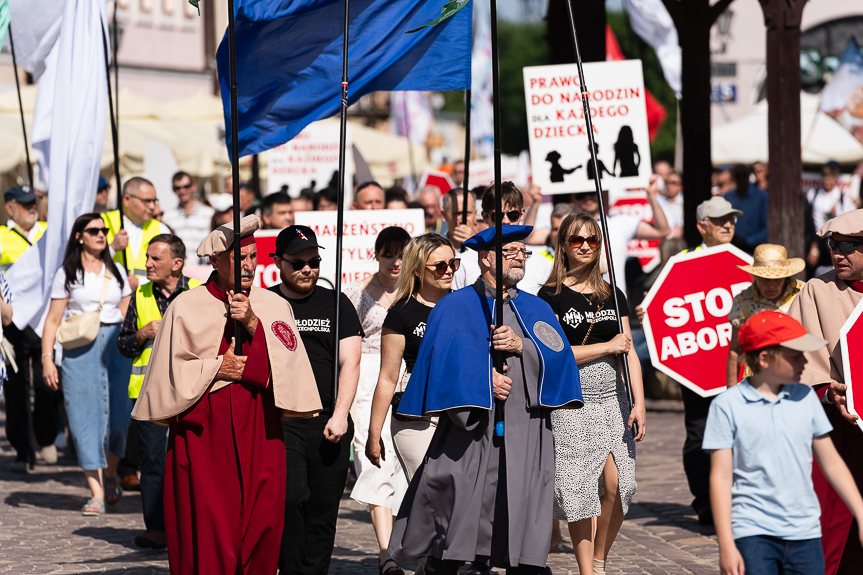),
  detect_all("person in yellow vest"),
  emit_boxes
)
[1,184,58,472]
[116,233,200,550]
[1,185,47,271]
[103,176,171,292]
